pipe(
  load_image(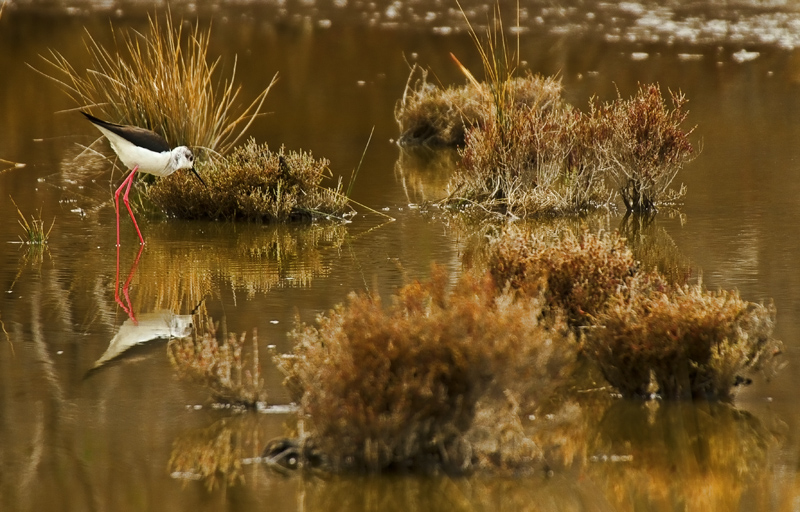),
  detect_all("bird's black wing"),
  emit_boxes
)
[81,111,171,153]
